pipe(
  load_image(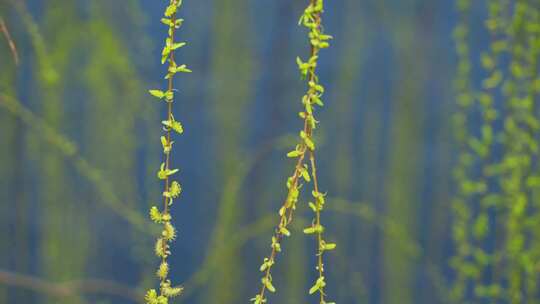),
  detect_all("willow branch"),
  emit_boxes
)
[0,269,143,303]
[0,93,154,235]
